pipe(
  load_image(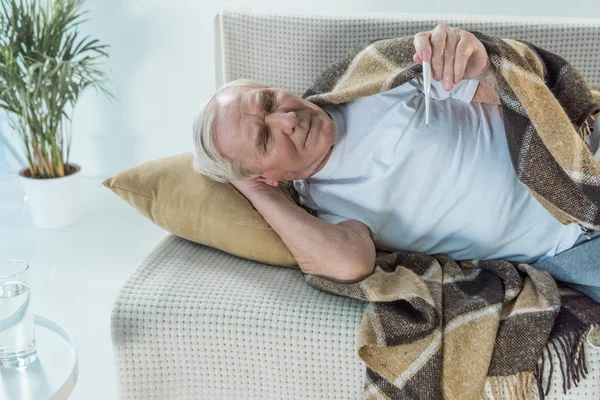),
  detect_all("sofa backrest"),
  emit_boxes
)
[215,5,600,94]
